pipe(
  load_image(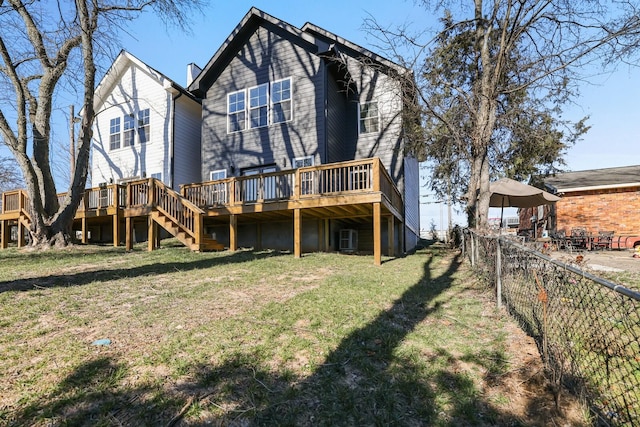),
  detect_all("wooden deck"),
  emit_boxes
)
[0,158,404,264]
